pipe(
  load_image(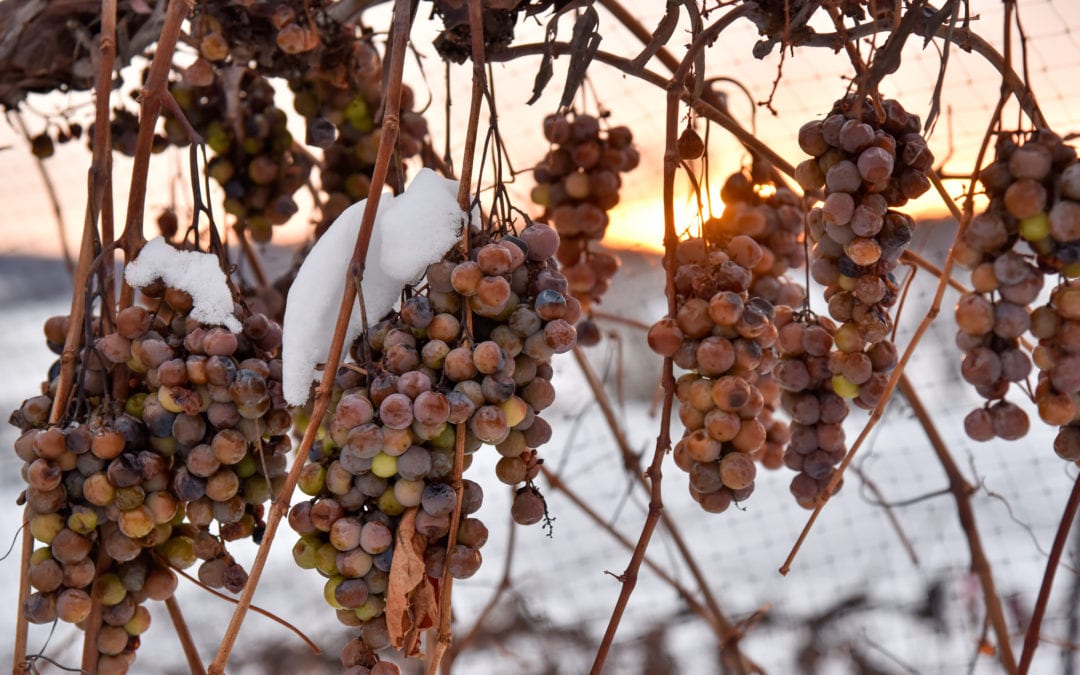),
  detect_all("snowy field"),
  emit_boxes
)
[1,247,1078,675]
